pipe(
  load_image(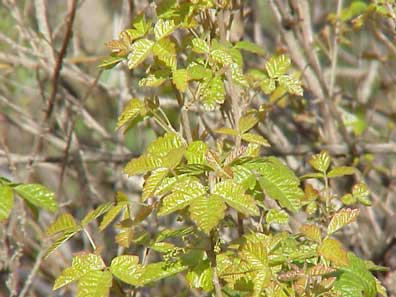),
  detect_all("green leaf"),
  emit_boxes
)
[192,37,210,54]
[309,151,331,173]
[185,141,208,165]
[127,38,154,69]
[327,208,359,235]
[299,172,325,180]
[14,183,58,213]
[154,19,176,40]
[265,55,291,78]
[239,239,268,269]
[77,270,112,297]
[211,48,233,65]
[213,180,259,217]
[156,226,194,242]
[341,193,357,205]
[230,63,248,87]
[158,177,206,216]
[81,202,114,227]
[116,98,147,130]
[241,133,270,147]
[0,185,13,221]
[139,74,167,87]
[214,127,239,136]
[110,255,143,286]
[45,228,80,258]
[352,183,371,206]
[299,224,321,242]
[187,64,211,80]
[152,38,177,69]
[172,68,189,92]
[54,254,106,290]
[328,166,356,178]
[198,76,225,111]
[98,56,124,69]
[318,238,349,267]
[46,213,78,236]
[127,14,151,40]
[186,259,213,292]
[334,253,377,297]
[234,41,265,56]
[232,164,256,190]
[190,194,226,233]
[278,74,303,96]
[142,168,169,201]
[266,209,289,225]
[99,203,127,231]
[139,261,187,285]
[239,114,259,134]
[260,77,276,94]
[253,157,303,212]
[124,133,185,176]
